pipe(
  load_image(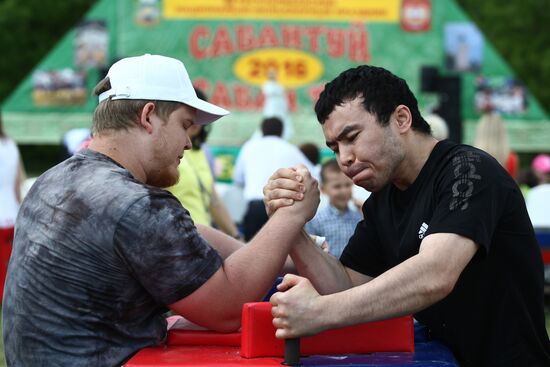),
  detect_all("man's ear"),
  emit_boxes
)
[140,102,156,134]
[394,105,412,133]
